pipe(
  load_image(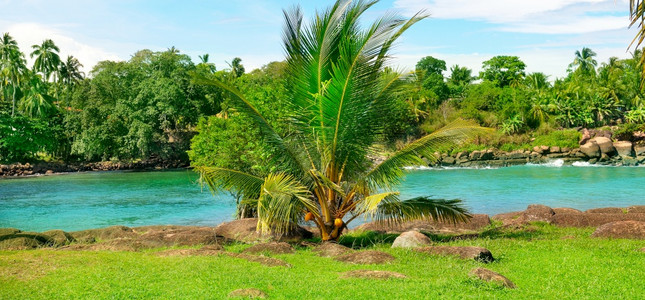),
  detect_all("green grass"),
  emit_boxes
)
[1,224,644,299]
